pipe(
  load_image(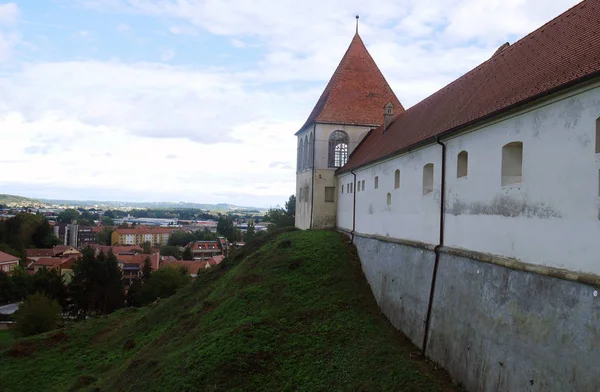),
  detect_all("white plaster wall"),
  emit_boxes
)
[337,172,354,231]
[351,145,443,245]
[443,85,600,275]
[337,83,600,275]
